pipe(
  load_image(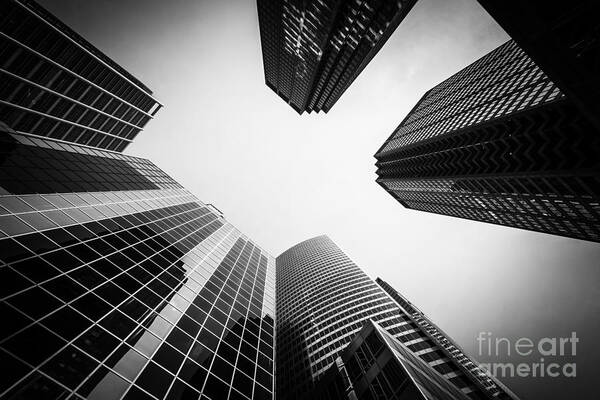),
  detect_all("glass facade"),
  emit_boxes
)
[377,41,563,154]
[0,3,276,398]
[0,0,162,152]
[257,0,417,114]
[476,1,600,132]
[0,131,275,399]
[312,320,473,400]
[375,40,600,242]
[0,132,179,196]
[376,279,517,400]
[275,235,500,400]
